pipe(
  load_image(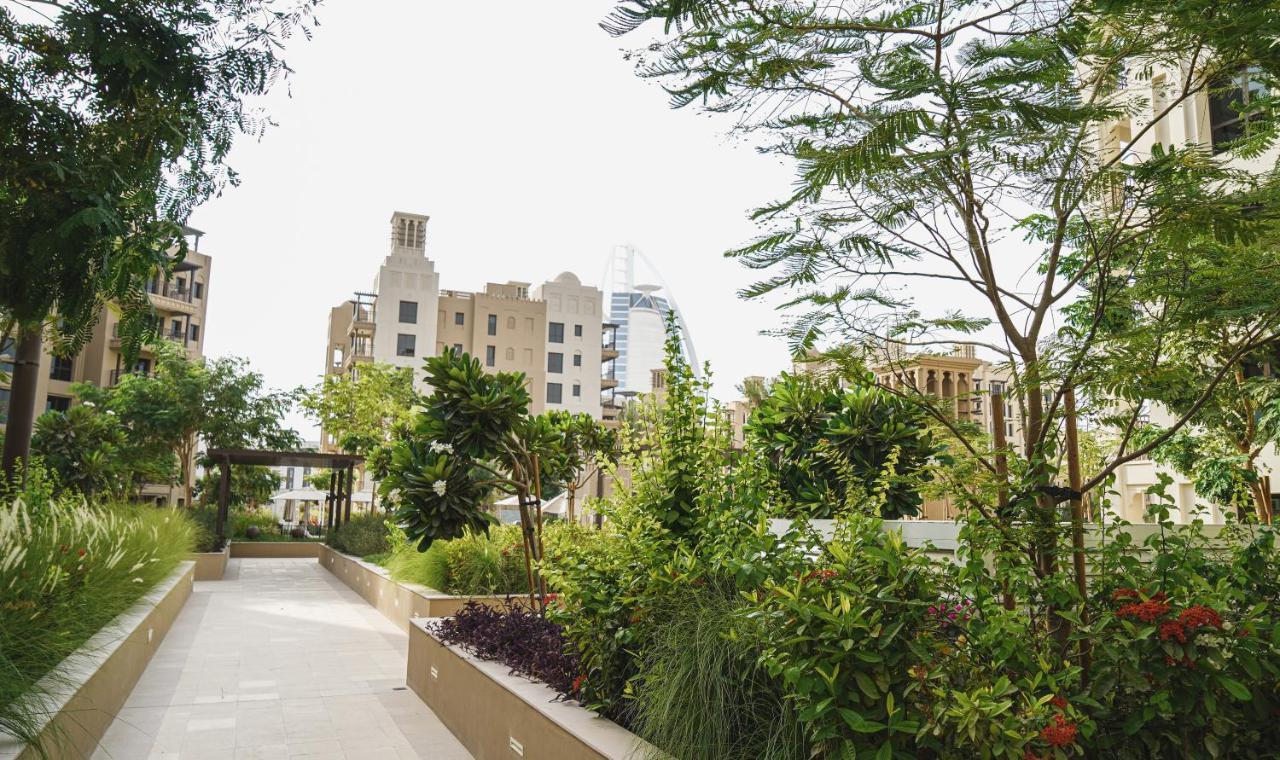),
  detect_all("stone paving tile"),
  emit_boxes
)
[91,558,471,760]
